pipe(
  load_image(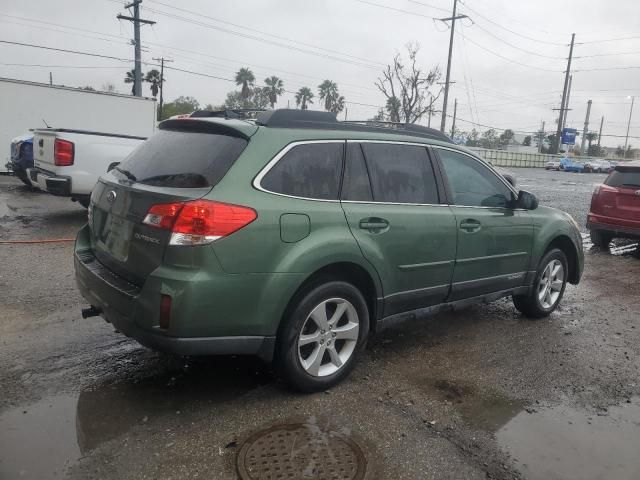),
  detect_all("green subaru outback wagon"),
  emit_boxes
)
[75,109,583,391]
